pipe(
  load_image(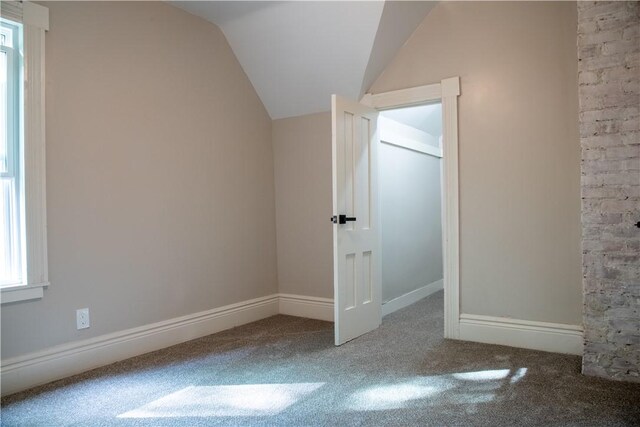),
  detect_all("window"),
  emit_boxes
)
[1,2,49,304]
[1,18,25,288]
